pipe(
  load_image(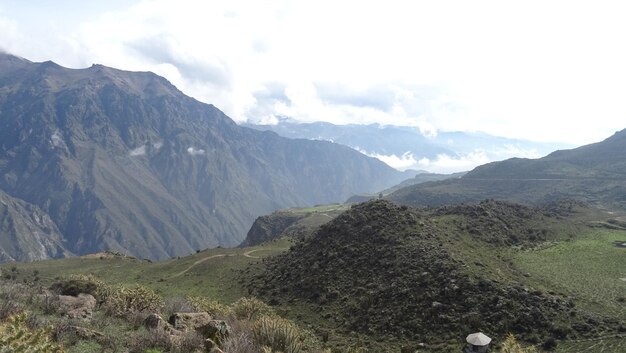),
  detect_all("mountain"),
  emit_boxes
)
[0,53,411,262]
[389,129,626,210]
[244,118,570,172]
[0,189,70,262]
